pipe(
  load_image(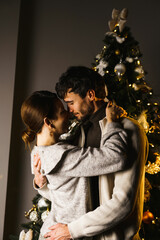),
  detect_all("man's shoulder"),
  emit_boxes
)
[121,117,147,146]
[121,117,141,132]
